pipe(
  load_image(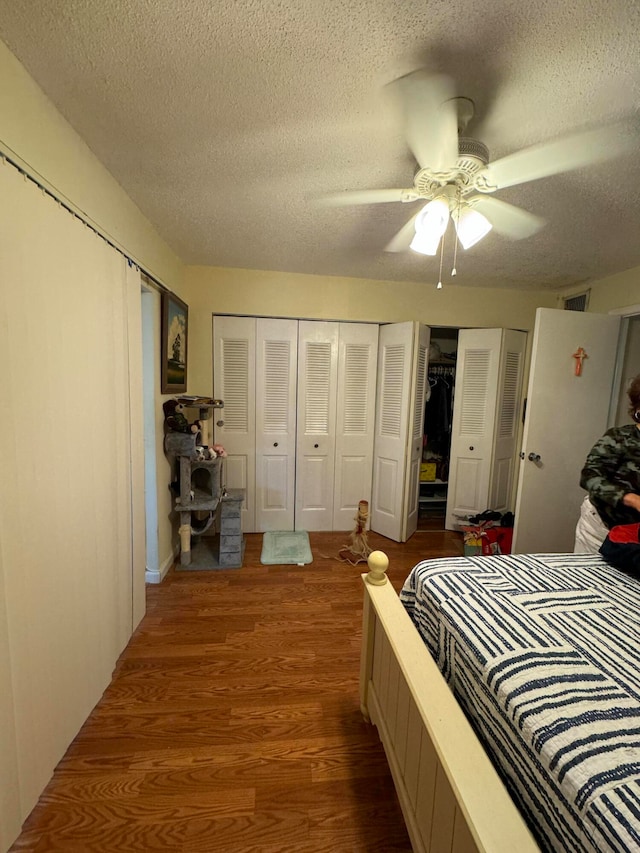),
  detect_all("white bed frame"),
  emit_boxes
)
[359,551,540,853]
